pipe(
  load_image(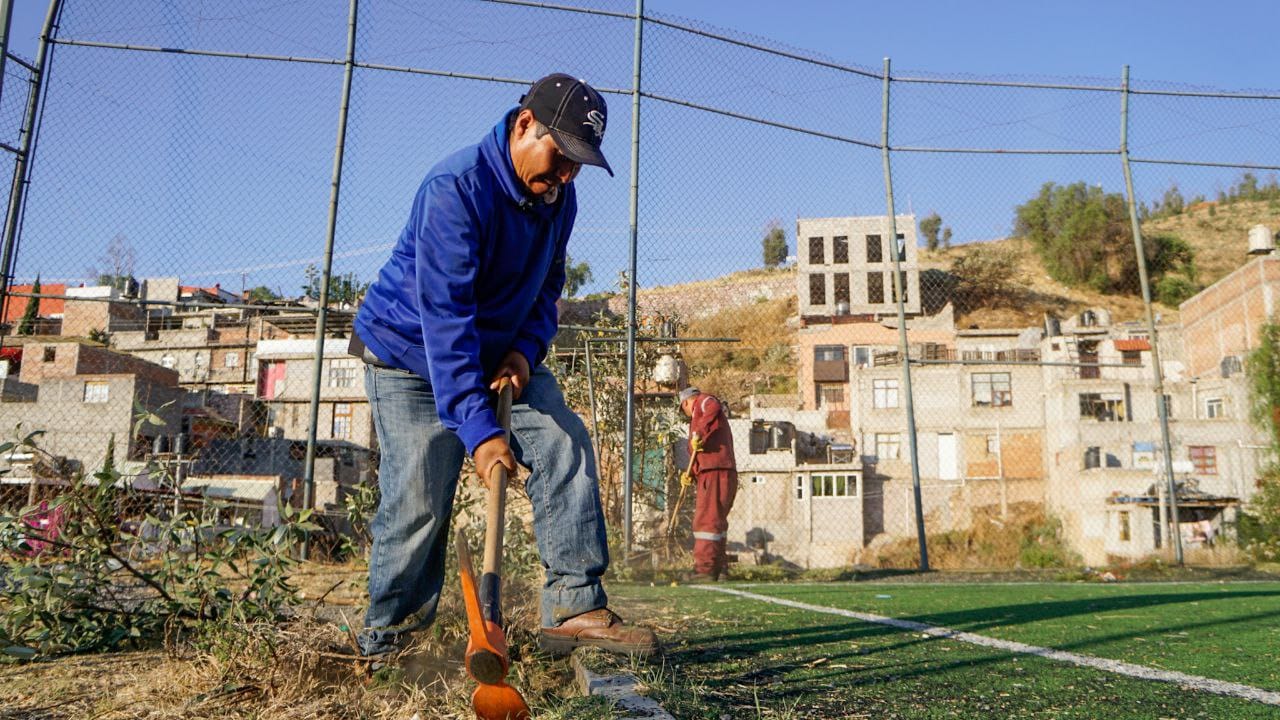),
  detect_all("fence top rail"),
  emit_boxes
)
[48,10,1280,102]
